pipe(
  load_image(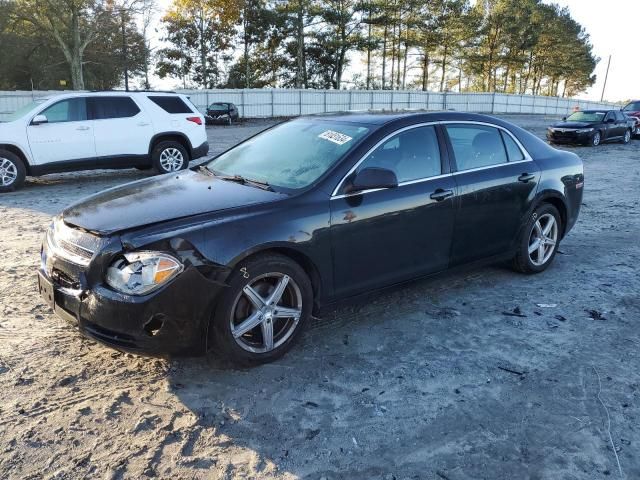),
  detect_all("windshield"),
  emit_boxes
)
[623,102,640,112]
[207,119,370,190]
[208,104,229,111]
[4,99,46,122]
[566,111,605,123]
